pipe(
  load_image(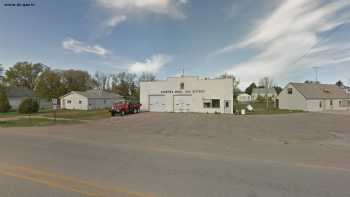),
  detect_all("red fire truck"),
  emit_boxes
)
[110,101,142,116]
